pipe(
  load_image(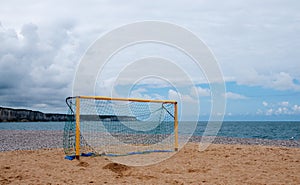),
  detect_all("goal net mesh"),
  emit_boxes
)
[63,97,176,156]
